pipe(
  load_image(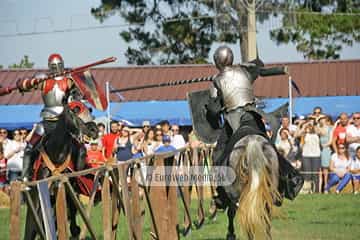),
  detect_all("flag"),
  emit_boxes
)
[290,79,301,96]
